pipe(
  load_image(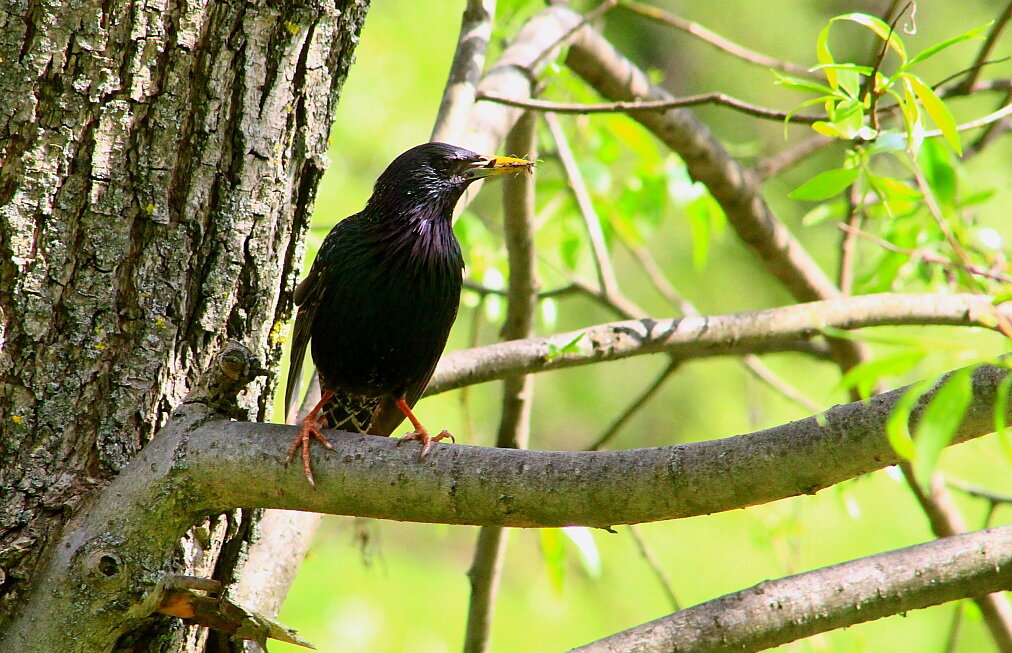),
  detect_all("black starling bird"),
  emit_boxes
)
[285,142,533,485]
